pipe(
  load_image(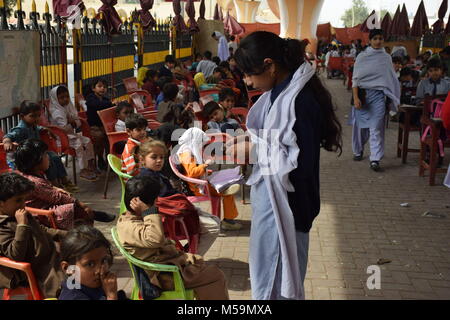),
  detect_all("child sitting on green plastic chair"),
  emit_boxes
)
[59,225,127,300]
[116,176,229,300]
